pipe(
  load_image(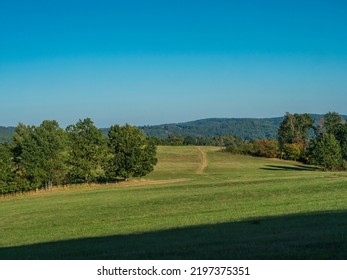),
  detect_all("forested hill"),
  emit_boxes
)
[0,127,16,143]
[139,114,347,140]
[139,117,283,139]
